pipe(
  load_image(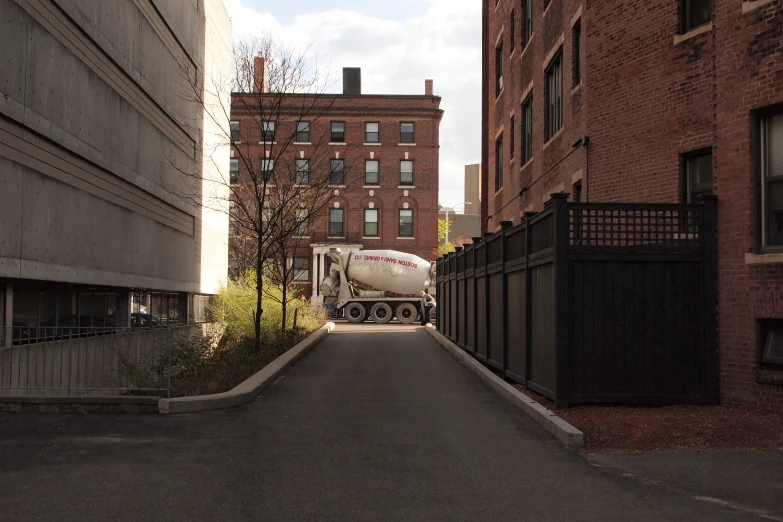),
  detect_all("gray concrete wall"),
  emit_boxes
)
[464,164,482,212]
[0,0,230,294]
